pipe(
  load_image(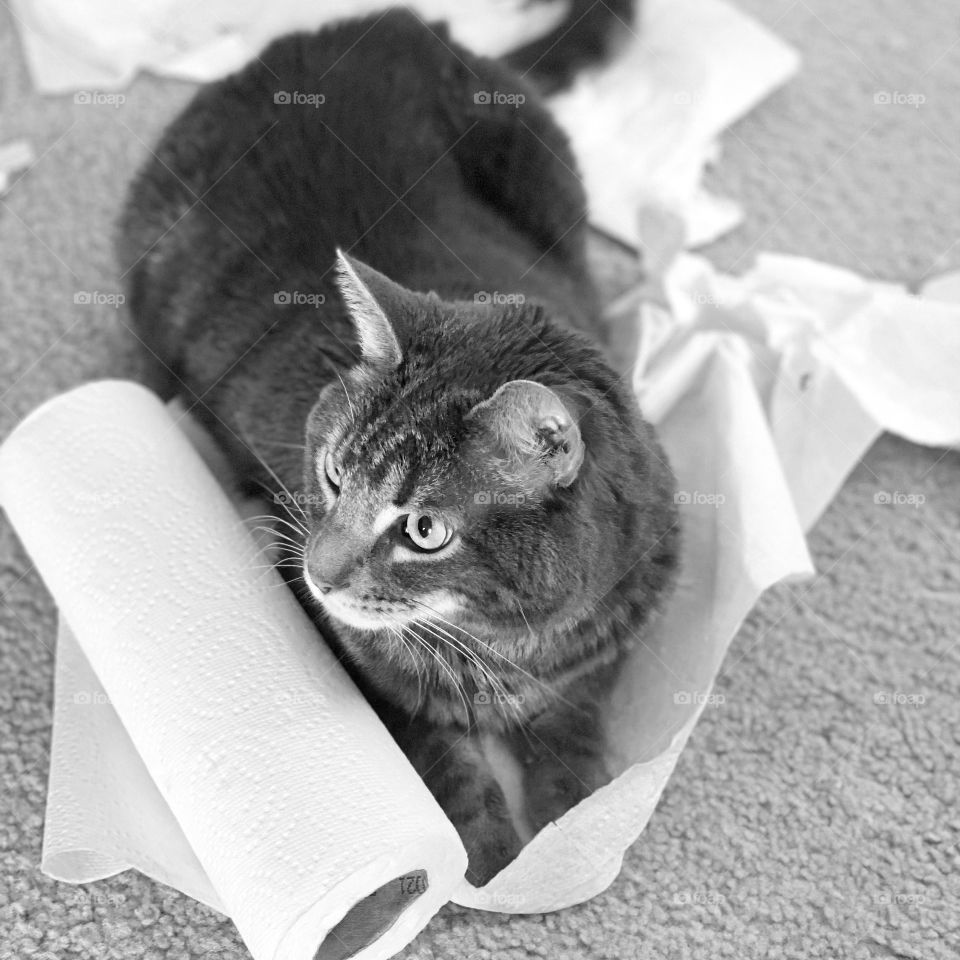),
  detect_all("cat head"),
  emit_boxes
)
[300,251,676,670]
